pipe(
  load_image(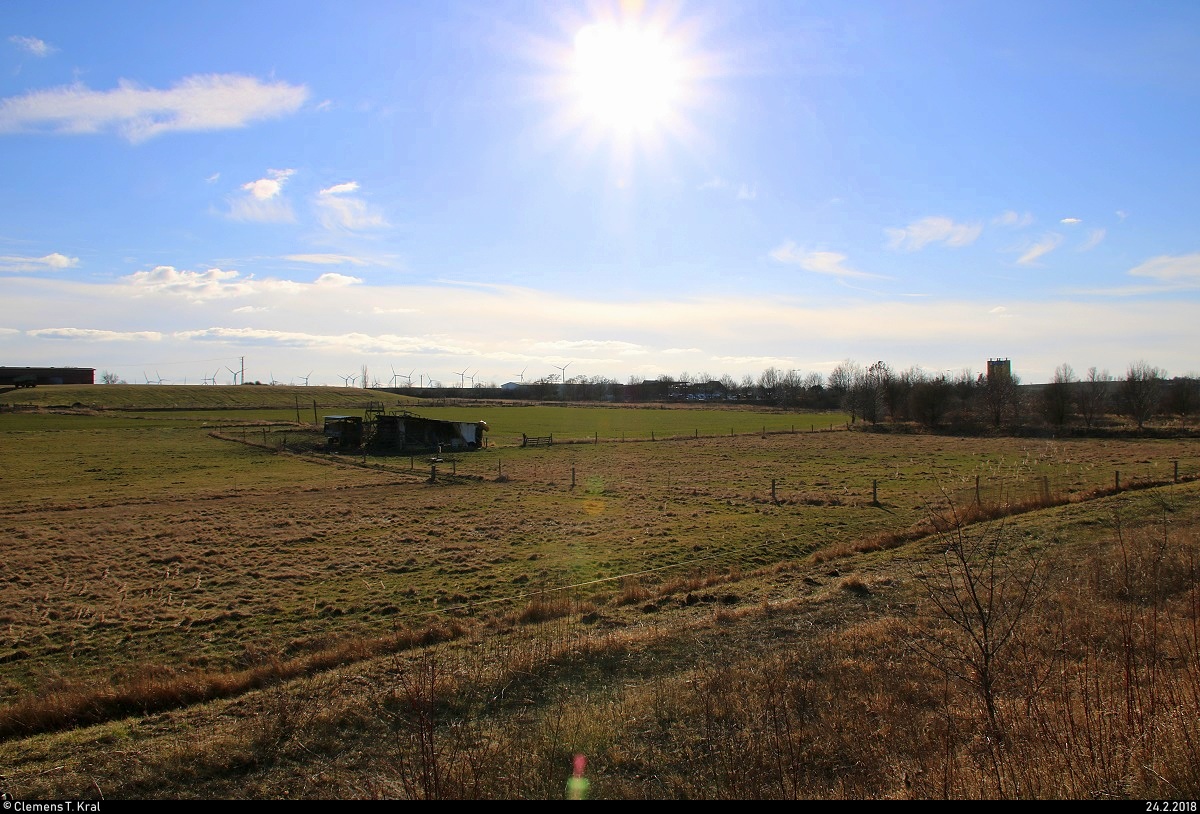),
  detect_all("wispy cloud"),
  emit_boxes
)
[285,253,370,266]
[25,327,161,341]
[0,74,308,143]
[9,35,55,57]
[0,252,78,273]
[1128,253,1200,287]
[228,169,295,223]
[1060,217,1082,225]
[1080,228,1106,251]
[885,216,982,250]
[993,210,1033,228]
[1017,233,1063,265]
[769,242,883,280]
[315,181,388,231]
[699,176,756,200]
